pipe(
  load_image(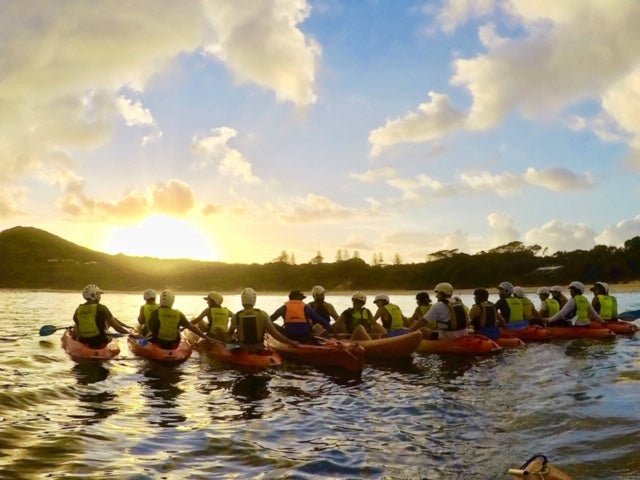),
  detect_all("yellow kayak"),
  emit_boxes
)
[508,455,572,479]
